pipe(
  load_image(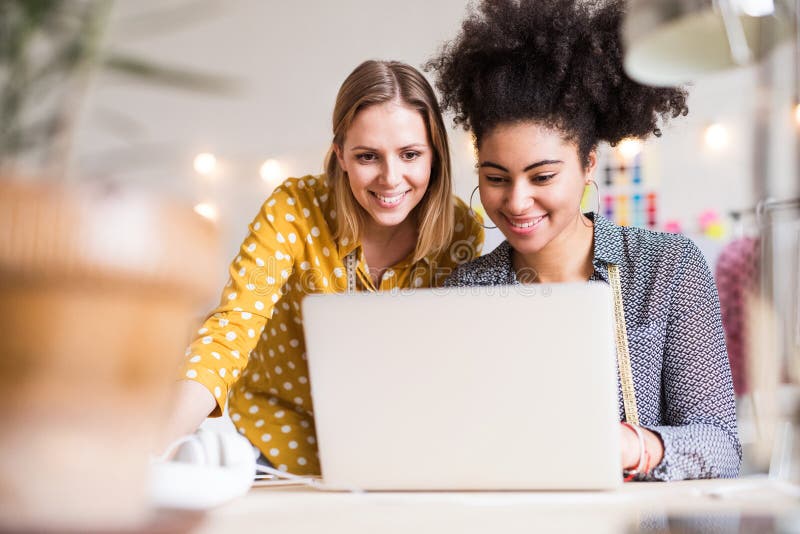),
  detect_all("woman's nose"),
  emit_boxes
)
[505,182,534,214]
[379,159,403,188]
